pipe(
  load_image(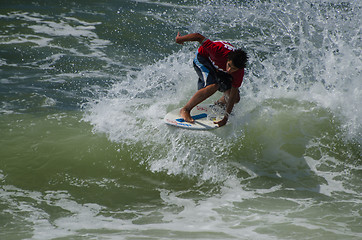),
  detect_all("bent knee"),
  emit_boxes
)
[204,83,219,93]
